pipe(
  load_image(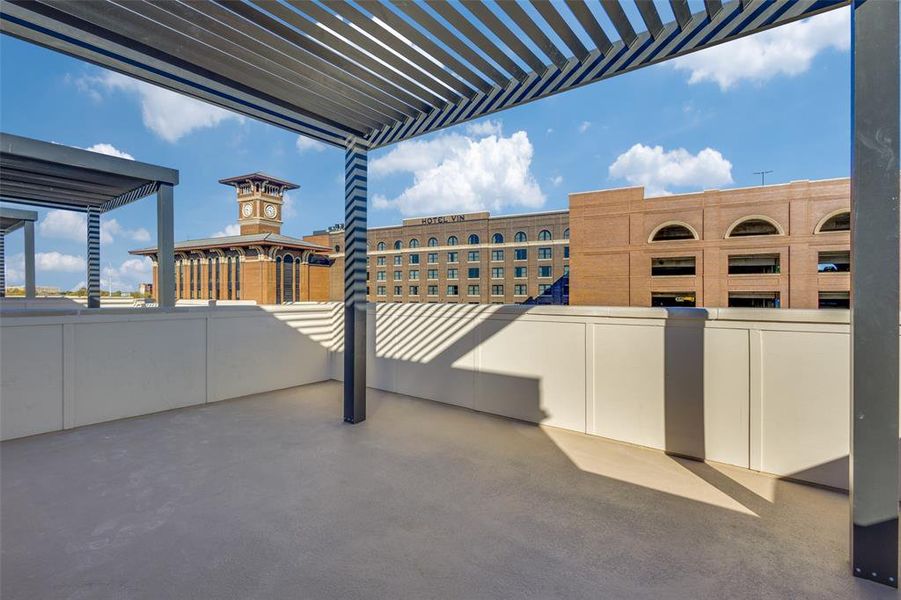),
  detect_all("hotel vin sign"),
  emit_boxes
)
[402,212,489,226]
